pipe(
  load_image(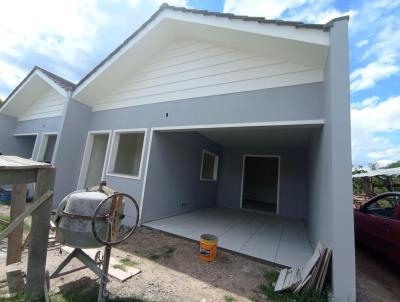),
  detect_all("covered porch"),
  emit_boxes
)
[144,207,313,267]
[141,122,323,267]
